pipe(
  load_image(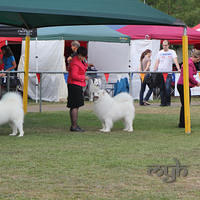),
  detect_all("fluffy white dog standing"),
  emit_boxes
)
[93,90,135,132]
[0,92,24,137]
